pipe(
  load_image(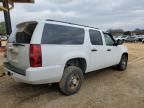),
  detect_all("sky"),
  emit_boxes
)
[0,0,144,30]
